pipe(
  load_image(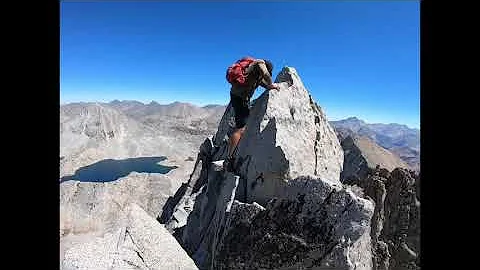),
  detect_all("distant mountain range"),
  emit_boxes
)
[108,100,226,120]
[108,101,420,171]
[329,117,420,171]
[107,100,226,137]
[61,100,419,171]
